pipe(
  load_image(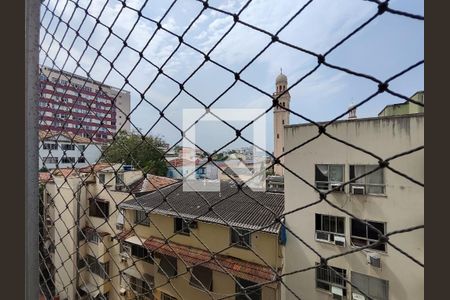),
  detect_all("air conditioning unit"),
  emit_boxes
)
[351,185,365,195]
[352,293,365,300]
[367,252,381,268]
[316,231,331,242]
[120,252,129,262]
[331,286,343,297]
[334,235,346,247]
[330,183,344,192]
